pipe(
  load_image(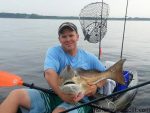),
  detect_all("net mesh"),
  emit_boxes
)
[79,2,109,43]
